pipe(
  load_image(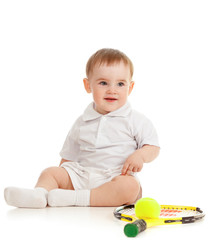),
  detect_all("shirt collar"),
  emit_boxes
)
[82,102,132,121]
